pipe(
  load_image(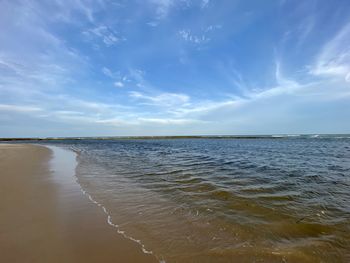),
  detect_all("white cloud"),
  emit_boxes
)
[170,59,350,121]
[114,81,124,88]
[0,0,89,98]
[147,21,159,27]
[179,29,210,44]
[101,67,139,87]
[201,0,210,9]
[102,67,114,78]
[150,0,174,19]
[94,116,201,127]
[274,60,299,89]
[95,118,134,126]
[172,99,245,118]
[205,24,222,32]
[125,63,313,121]
[53,0,99,23]
[102,67,121,79]
[137,117,201,125]
[149,0,205,20]
[178,24,221,46]
[83,25,125,47]
[295,16,315,48]
[310,22,350,82]
[0,104,42,113]
[129,91,190,106]
[346,72,350,82]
